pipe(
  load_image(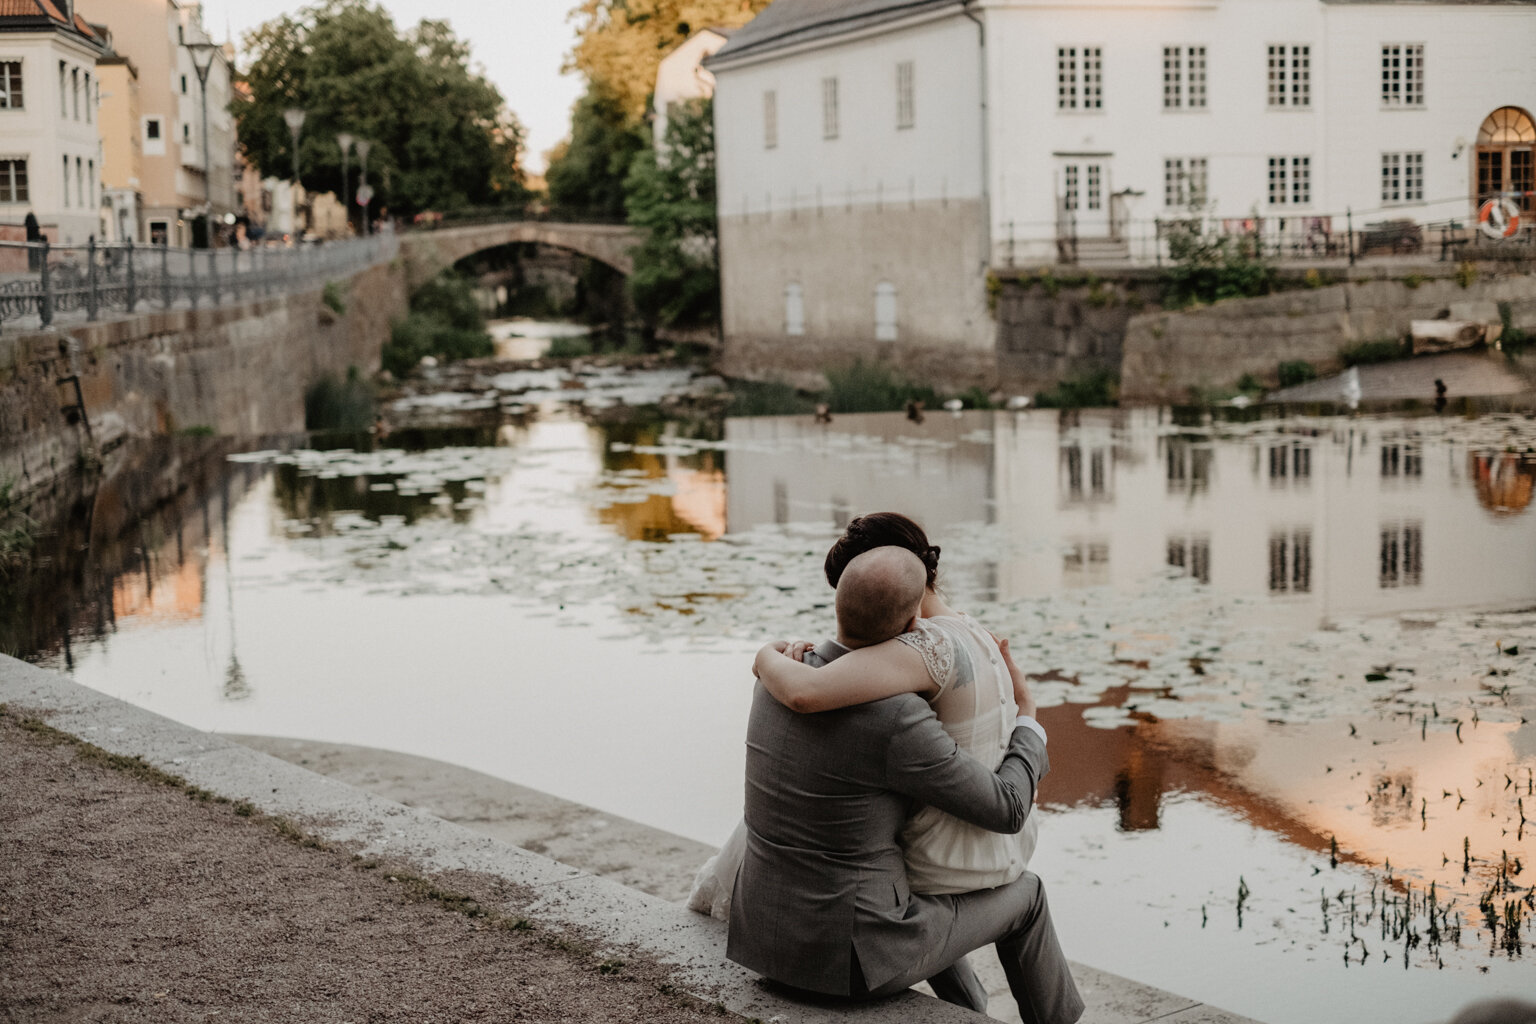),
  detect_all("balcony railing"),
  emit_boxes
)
[0,234,399,333]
